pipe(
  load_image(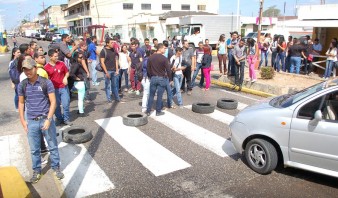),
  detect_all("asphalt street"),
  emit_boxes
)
[1,38,338,198]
